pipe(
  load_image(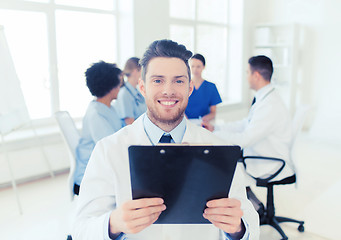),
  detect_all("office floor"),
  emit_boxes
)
[0,133,339,240]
